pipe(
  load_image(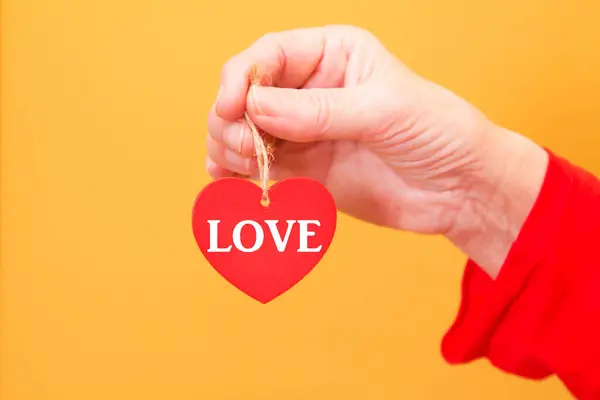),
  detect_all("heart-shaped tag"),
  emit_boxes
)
[192,177,337,303]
